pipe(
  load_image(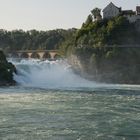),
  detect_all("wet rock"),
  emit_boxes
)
[0,51,16,86]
